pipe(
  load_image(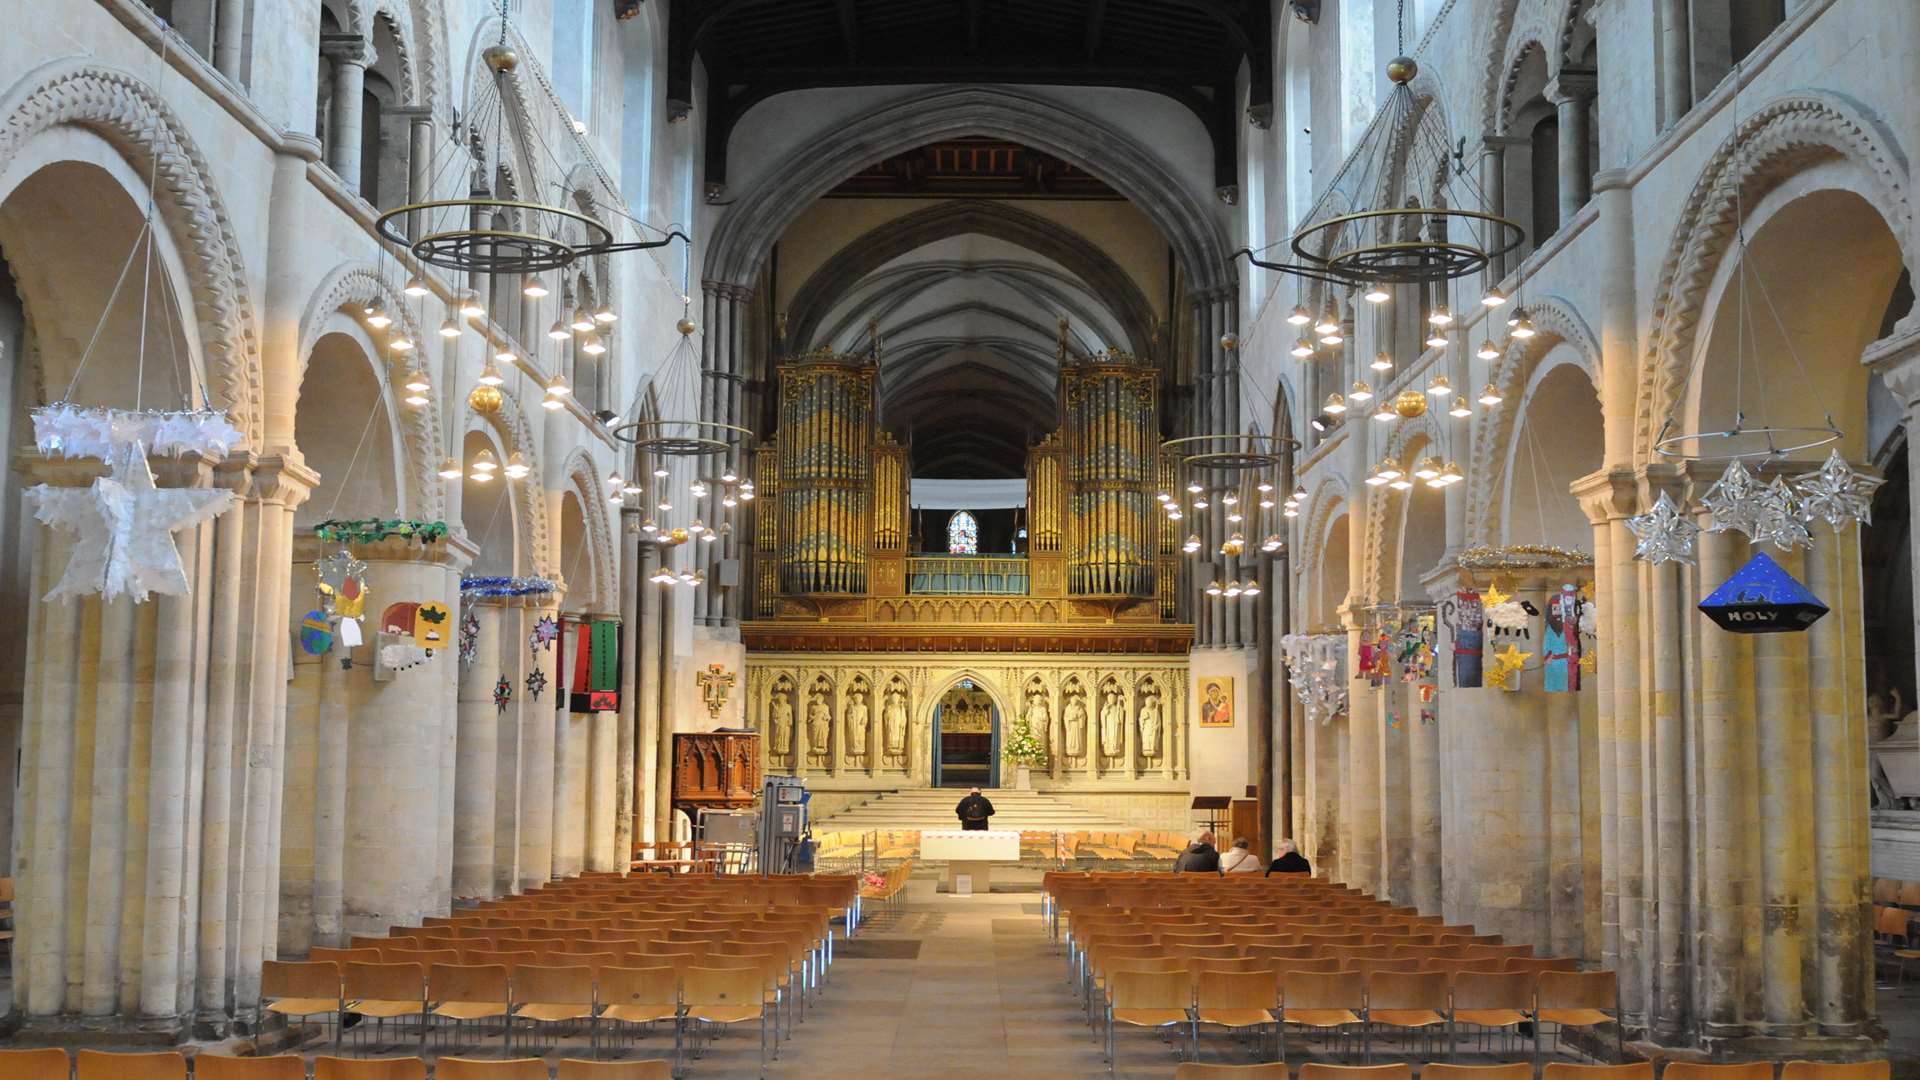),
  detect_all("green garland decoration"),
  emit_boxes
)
[313,518,451,546]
